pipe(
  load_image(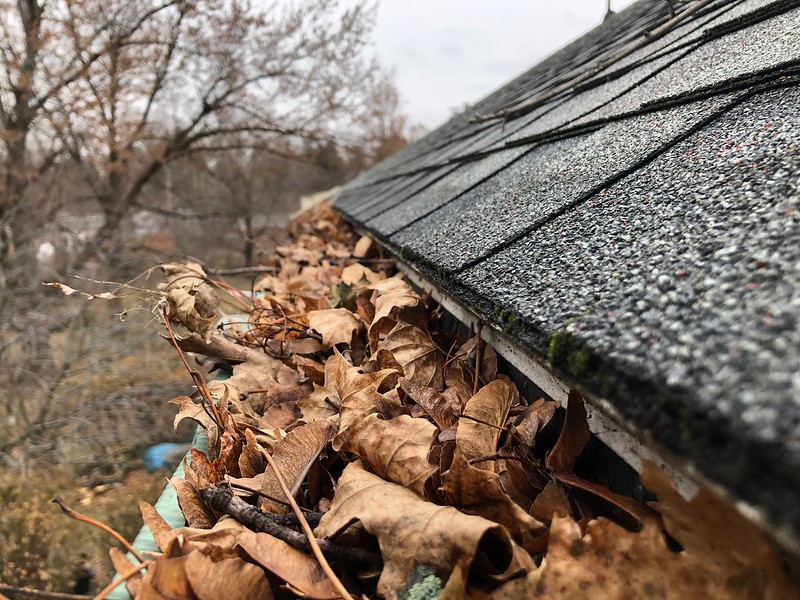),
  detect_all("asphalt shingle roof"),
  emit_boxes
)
[334,0,800,544]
